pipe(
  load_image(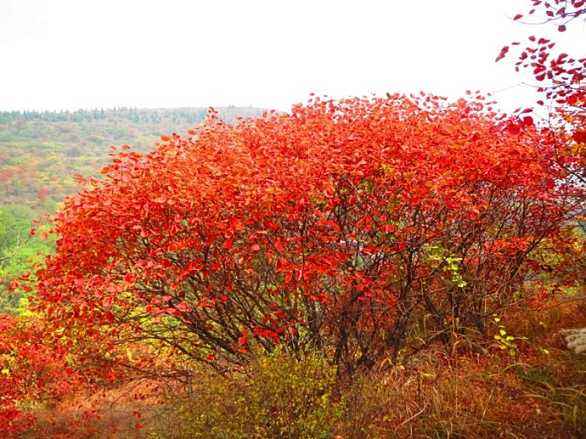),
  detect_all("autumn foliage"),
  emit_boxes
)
[26,94,582,381]
[0,315,84,436]
[1,3,585,432]
[500,0,585,144]
[0,94,584,439]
